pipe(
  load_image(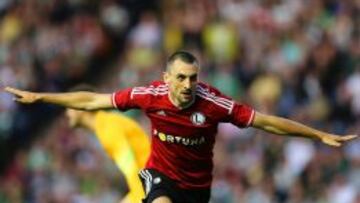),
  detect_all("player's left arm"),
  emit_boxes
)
[251,111,358,147]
